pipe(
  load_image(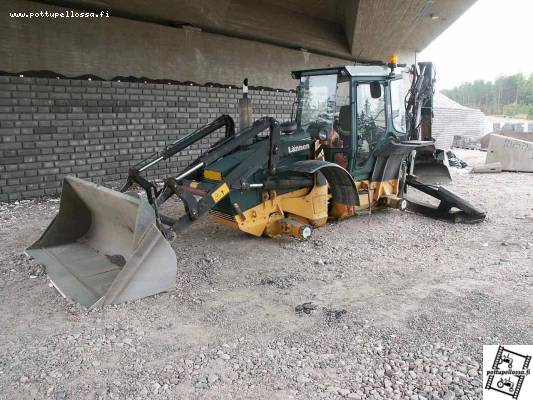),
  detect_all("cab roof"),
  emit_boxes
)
[291,65,405,79]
